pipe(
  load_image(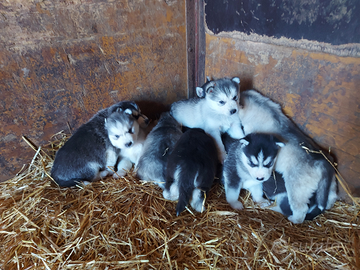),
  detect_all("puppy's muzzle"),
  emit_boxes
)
[230,109,237,115]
